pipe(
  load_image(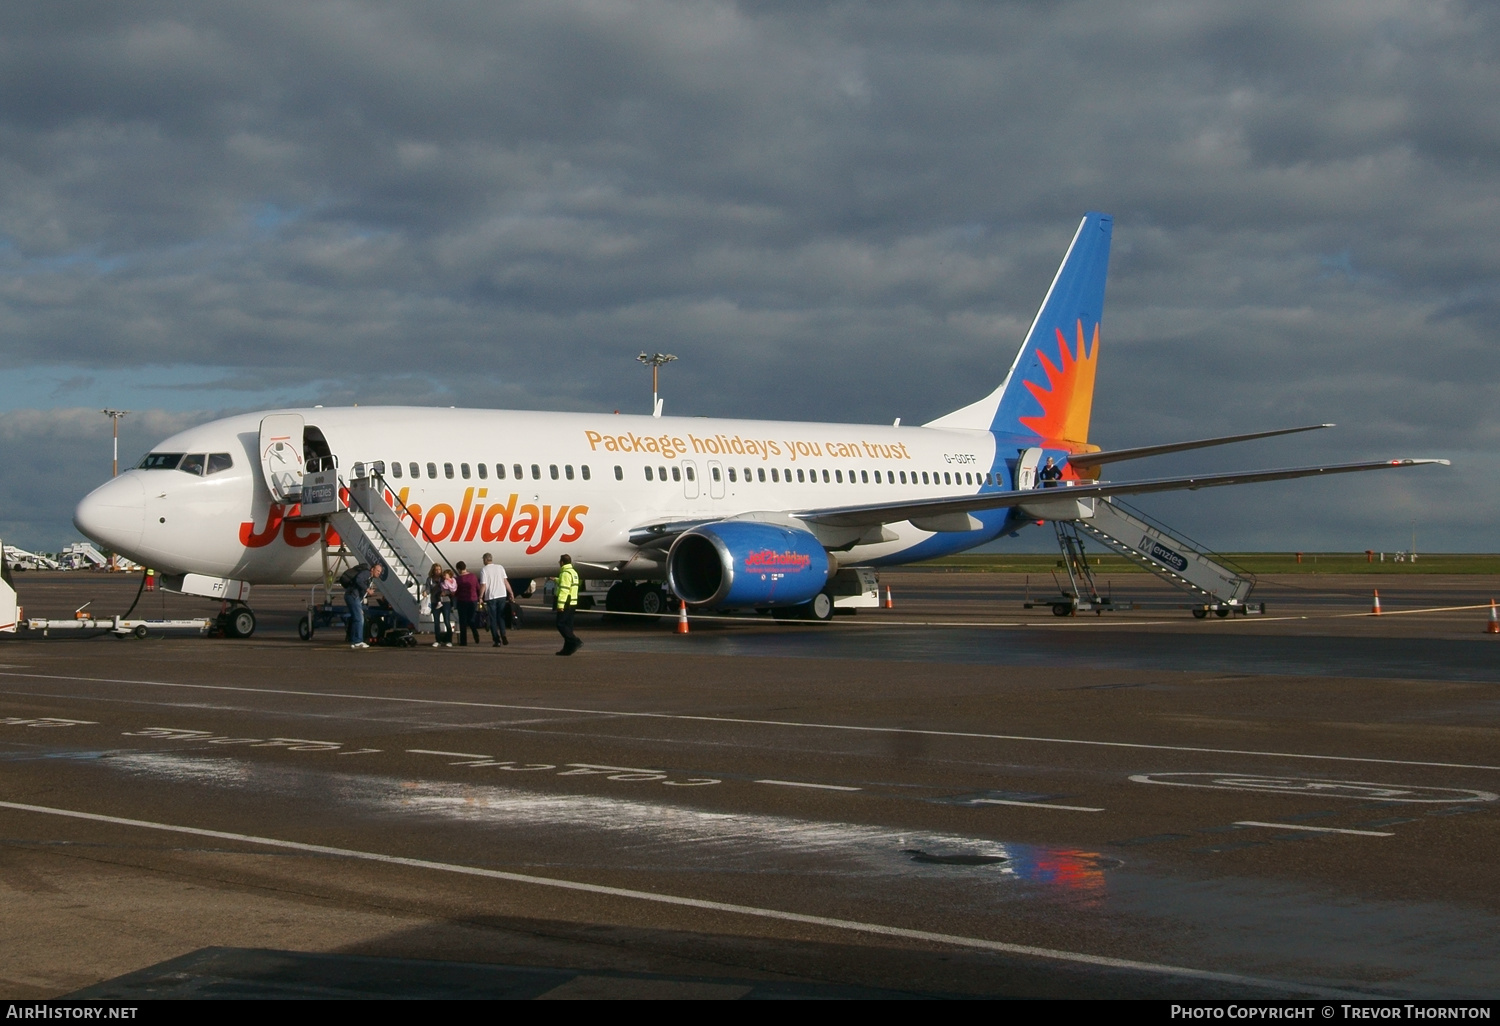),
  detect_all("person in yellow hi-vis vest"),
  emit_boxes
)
[554,553,582,656]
